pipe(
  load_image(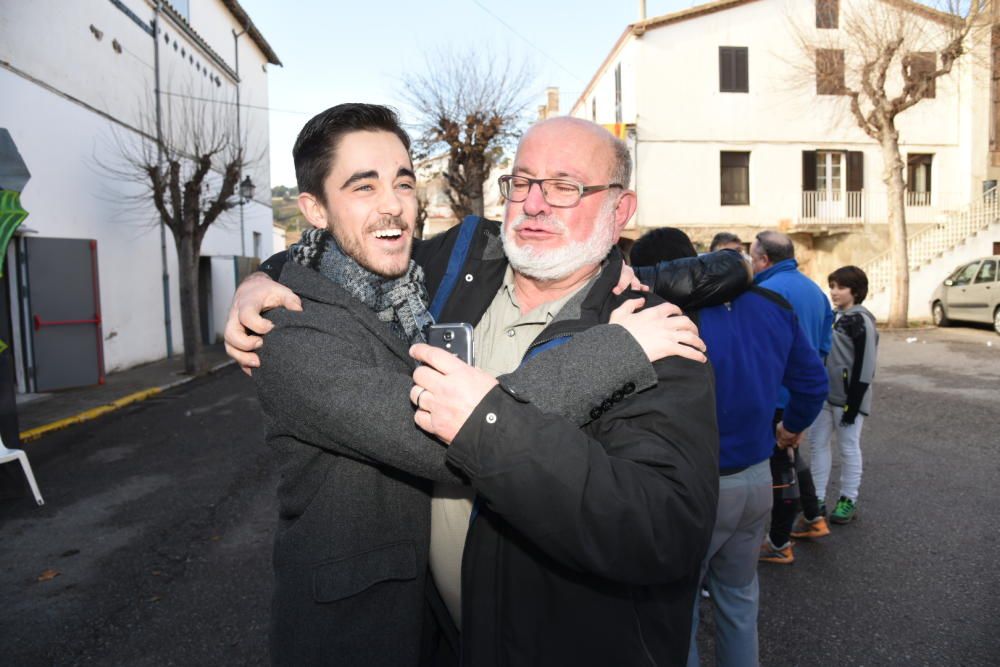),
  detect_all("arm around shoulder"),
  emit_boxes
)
[446,355,718,584]
[256,307,462,484]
